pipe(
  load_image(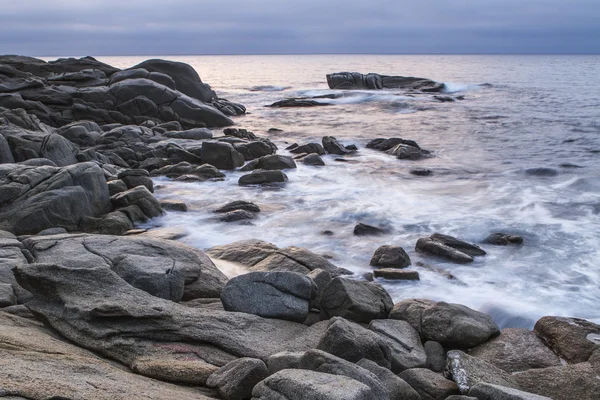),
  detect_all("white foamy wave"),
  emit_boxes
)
[443,82,482,93]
